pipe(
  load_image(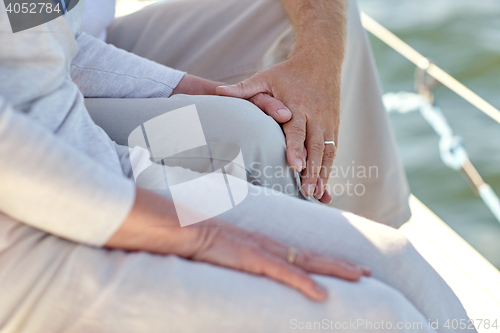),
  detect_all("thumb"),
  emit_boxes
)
[216,76,268,99]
